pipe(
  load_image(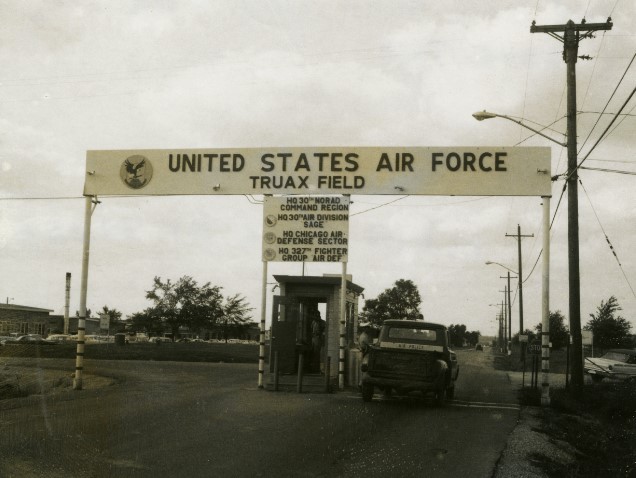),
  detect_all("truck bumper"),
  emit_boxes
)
[361,372,446,393]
